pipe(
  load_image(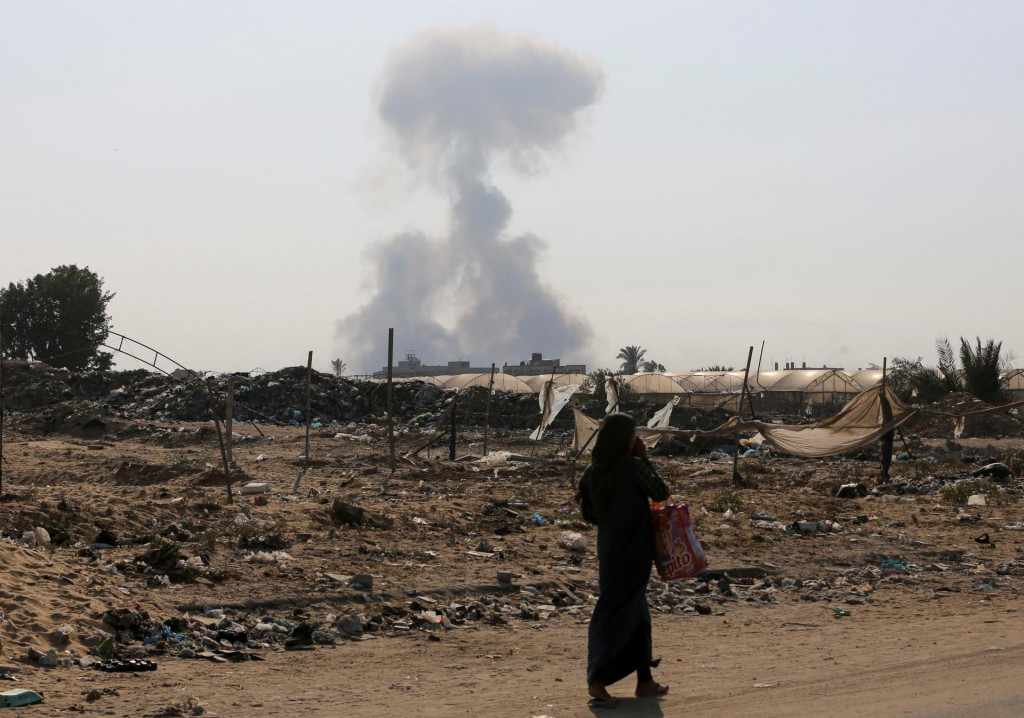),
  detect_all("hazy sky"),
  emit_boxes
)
[2,1,1022,375]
